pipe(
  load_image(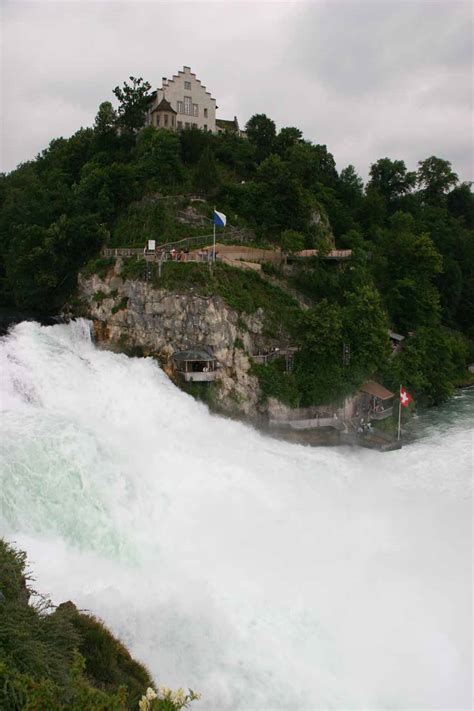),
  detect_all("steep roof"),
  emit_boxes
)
[216,118,239,131]
[388,330,405,342]
[151,98,177,114]
[162,66,217,103]
[172,349,215,363]
[360,380,394,400]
